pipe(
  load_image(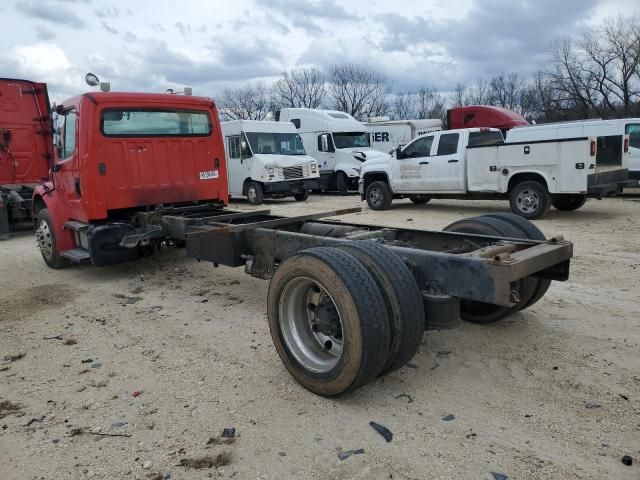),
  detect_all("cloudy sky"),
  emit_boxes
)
[1,0,636,101]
